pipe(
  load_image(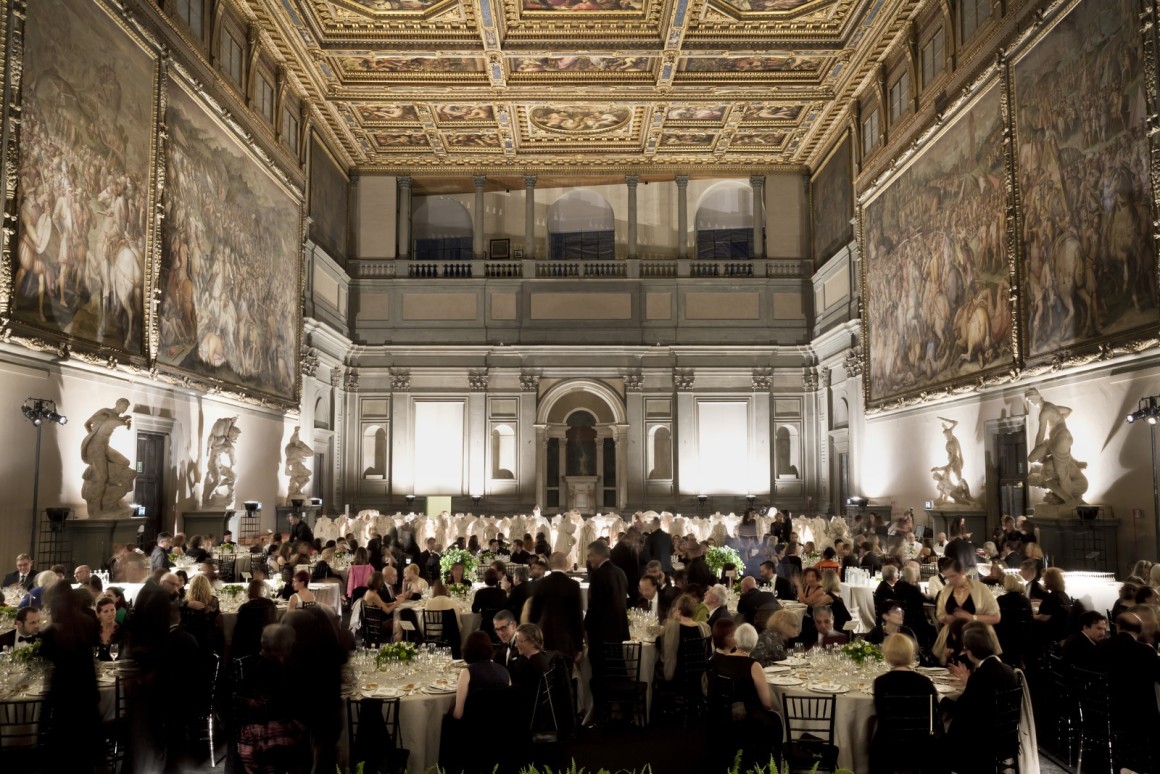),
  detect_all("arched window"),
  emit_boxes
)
[412,197,472,261]
[695,182,753,259]
[491,424,516,479]
[548,190,614,260]
[313,395,330,430]
[648,425,672,480]
[361,424,388,478]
